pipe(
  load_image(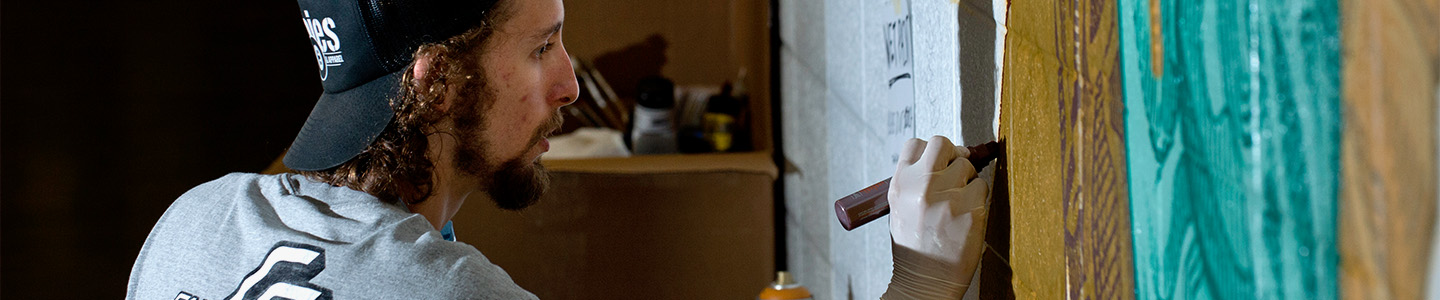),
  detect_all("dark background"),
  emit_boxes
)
[3,2,320,297]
